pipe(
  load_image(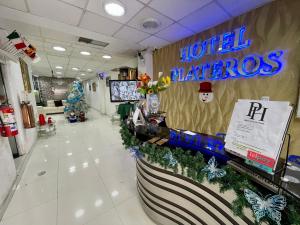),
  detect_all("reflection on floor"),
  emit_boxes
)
[0,110,156,225]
